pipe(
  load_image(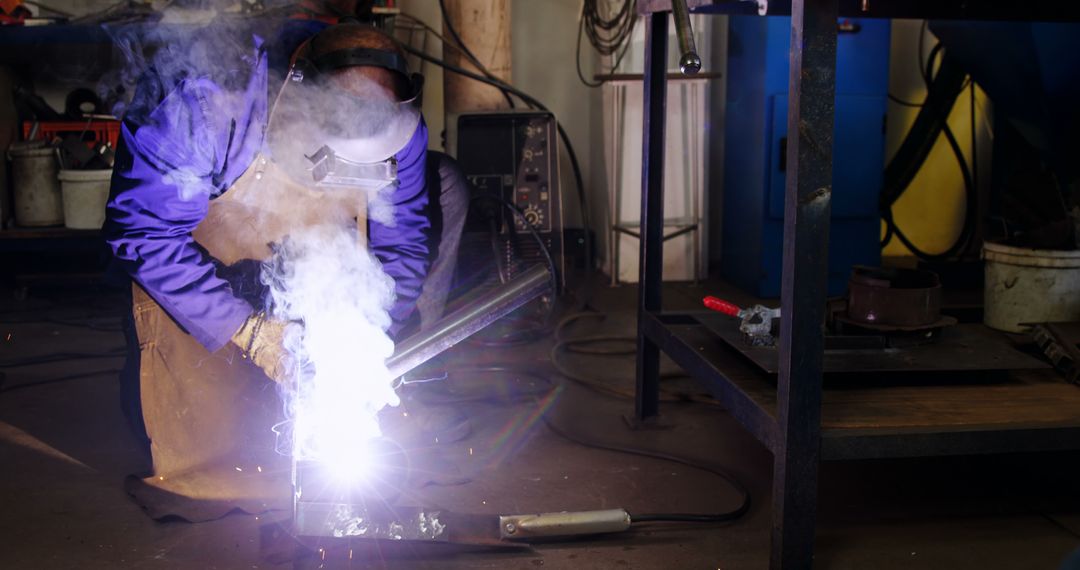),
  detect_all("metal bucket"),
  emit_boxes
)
[983,241,1080,332]
[8,141,63,227]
